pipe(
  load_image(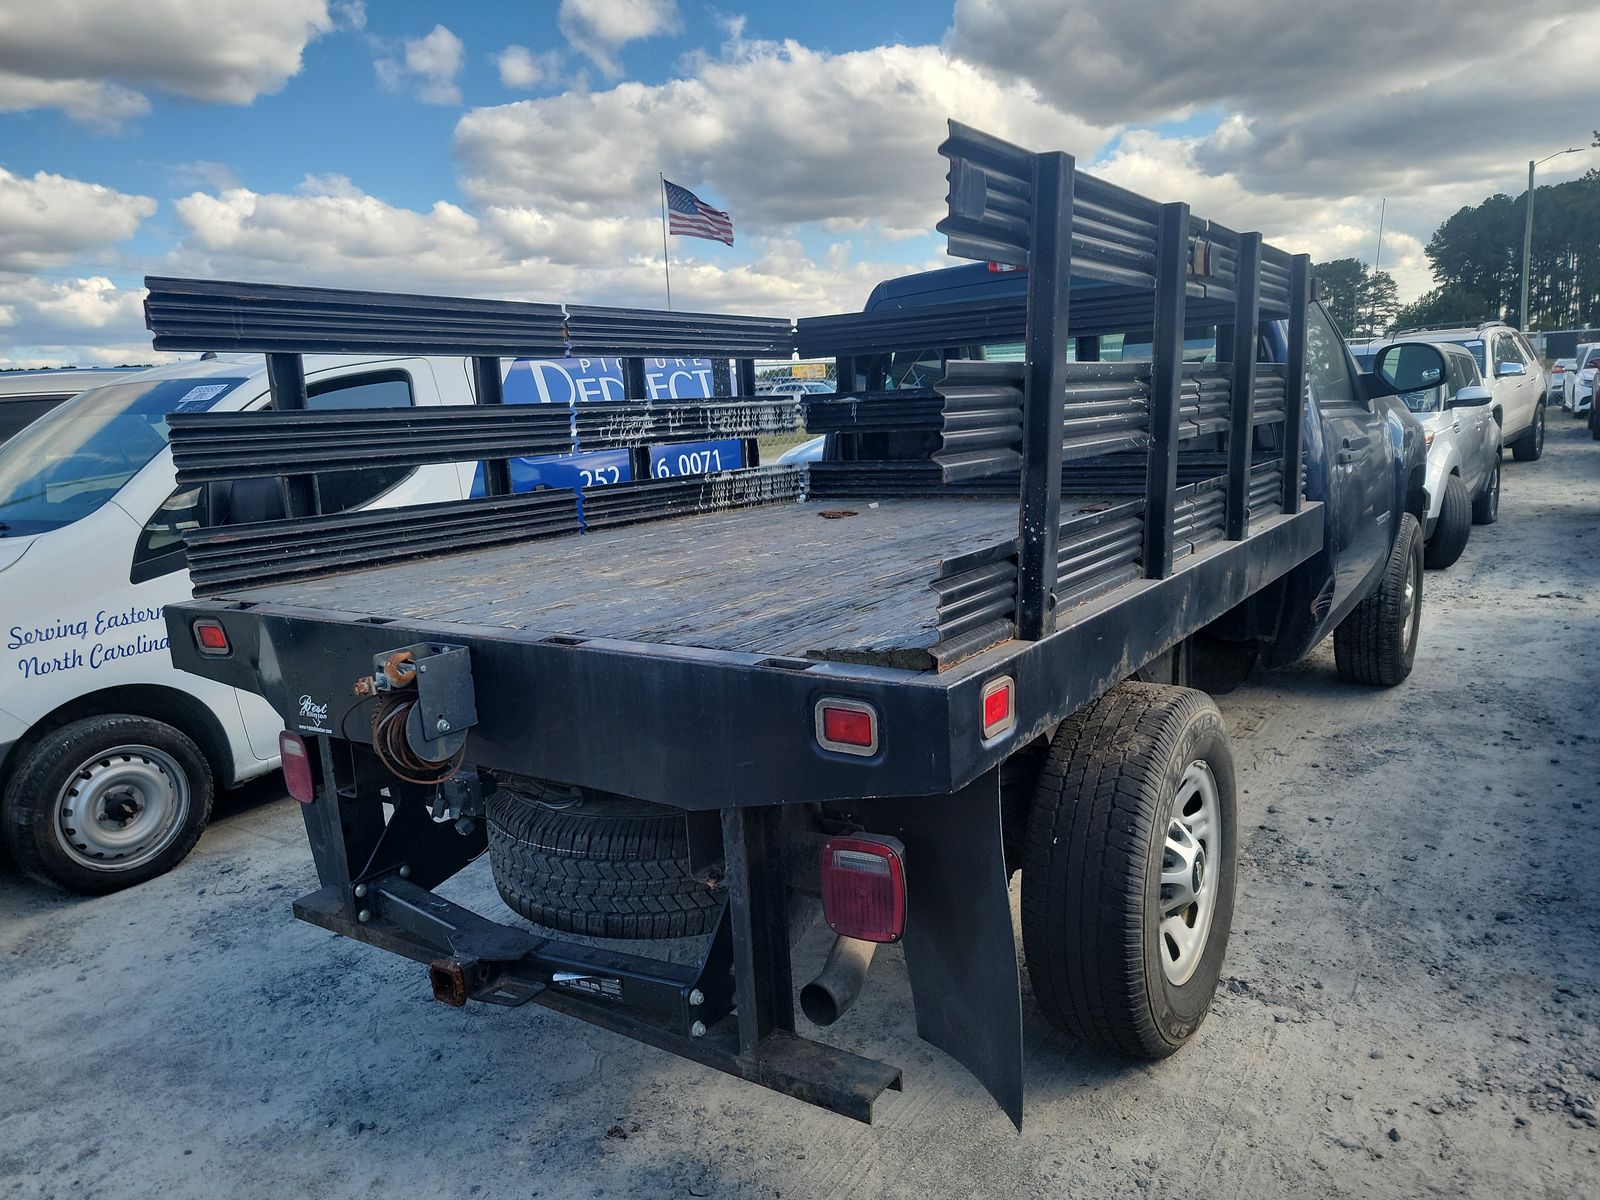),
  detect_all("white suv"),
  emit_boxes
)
[1375,322,1546,462]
